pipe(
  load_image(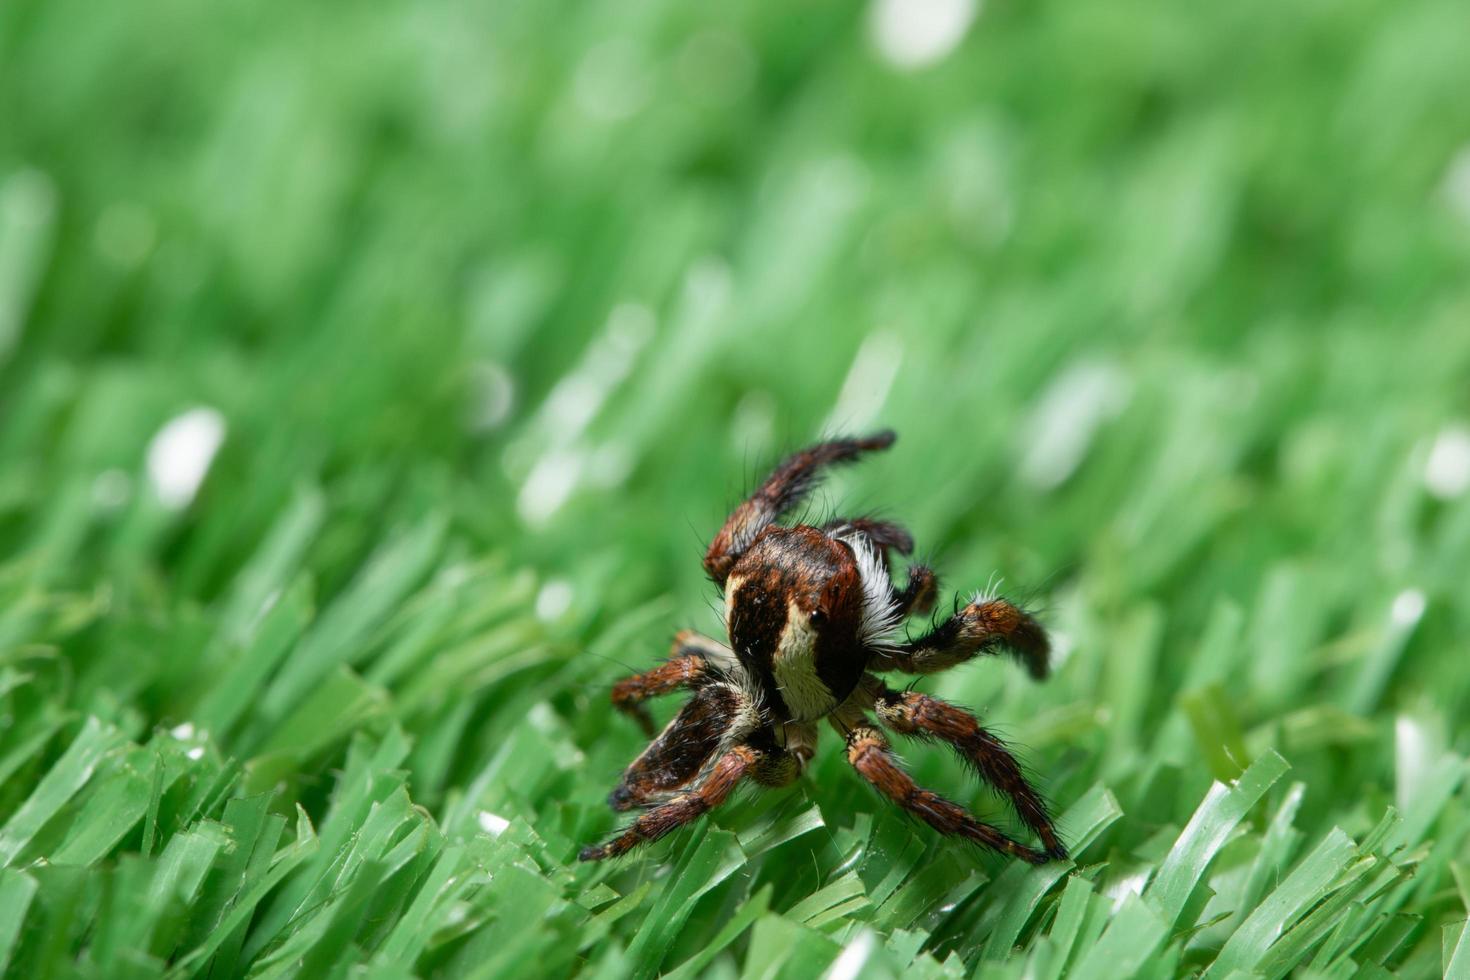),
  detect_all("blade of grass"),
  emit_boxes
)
[0,717,124,867]
[1144,750,1289,929]
[0,869,38,974]
[1203,828,1363,978]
